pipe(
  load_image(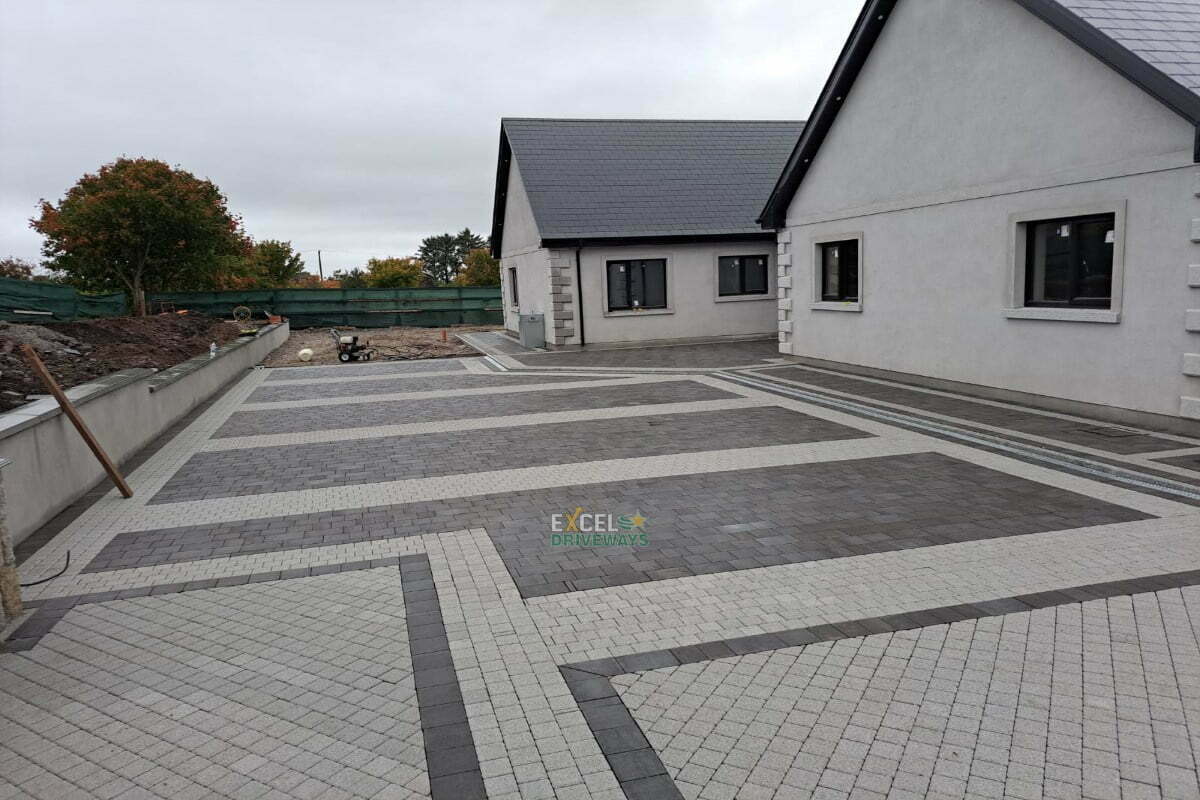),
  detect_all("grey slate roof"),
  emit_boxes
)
[502,118,804,241]
[1055,0,1200,91]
